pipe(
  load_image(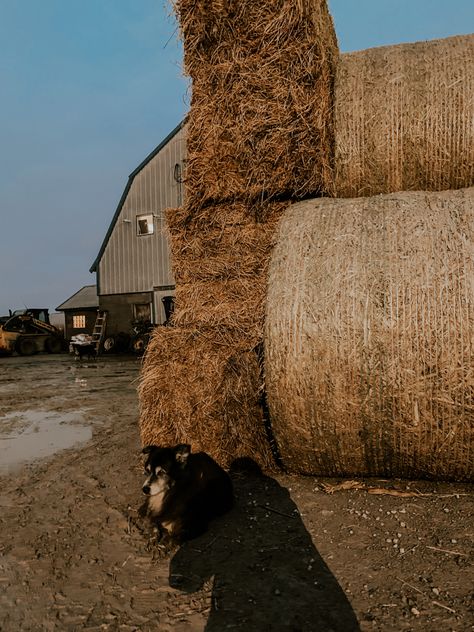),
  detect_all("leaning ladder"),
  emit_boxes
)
[91,310,107,354]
